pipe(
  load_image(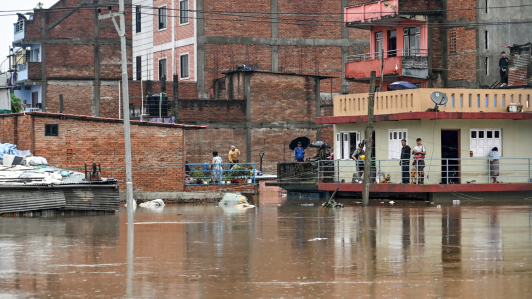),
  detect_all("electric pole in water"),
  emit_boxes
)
[99,1,135,219]
[362,71,376,206]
